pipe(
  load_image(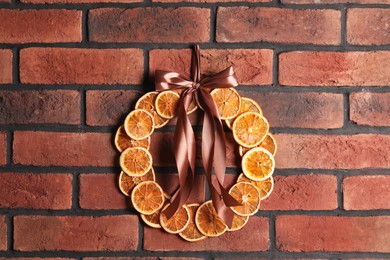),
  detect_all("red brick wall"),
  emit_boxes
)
[0,0,390,258]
